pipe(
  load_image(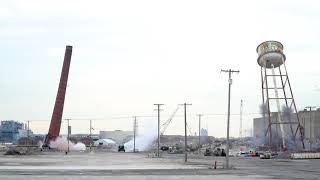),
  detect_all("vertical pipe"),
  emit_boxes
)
[261,67,267,138]
[133,116,136,153]
[27,120,30,151]
[310,109,312,150]
[90,120,92,151]
[226,70,231,169]
[264,65,273,149]
[198,114,201,152]
[67,119,70,153]
[271,64,286,149]
[184,103,187,163]
[303,111,306,138]
[157,107,160,157]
